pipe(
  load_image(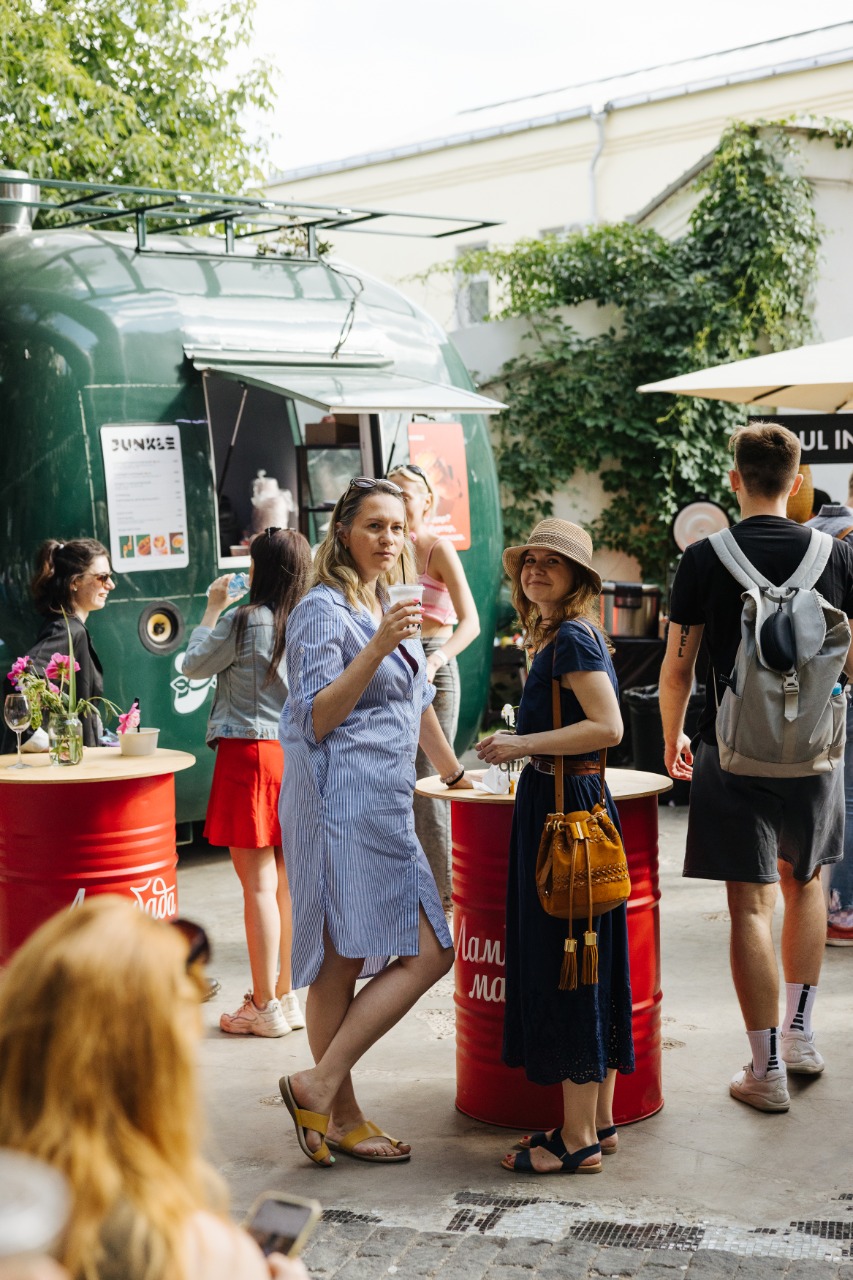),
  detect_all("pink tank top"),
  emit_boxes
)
[419,540,458,626]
